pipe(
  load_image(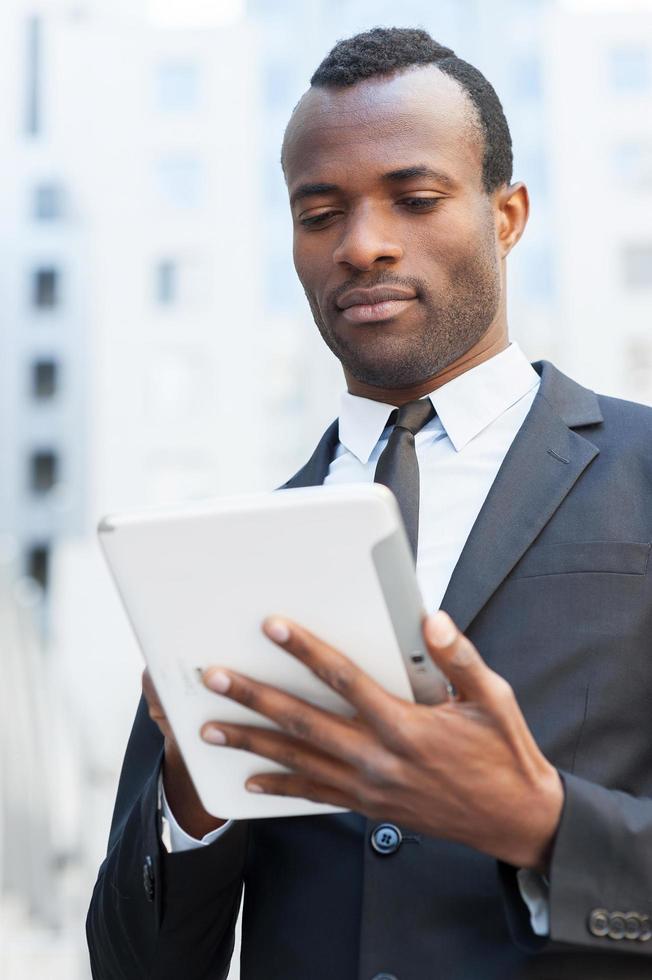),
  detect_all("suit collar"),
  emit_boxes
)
[281,419,339,490]
[532,360,603,428]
